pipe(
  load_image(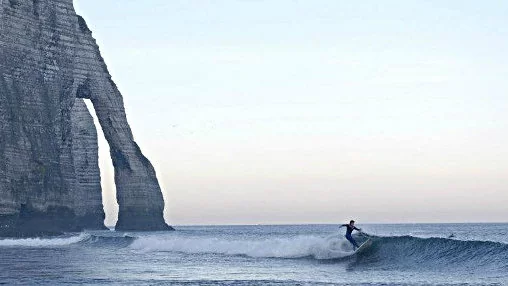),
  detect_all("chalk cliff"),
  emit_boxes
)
[0,0,171,236]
